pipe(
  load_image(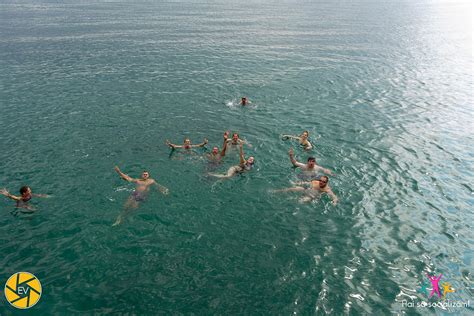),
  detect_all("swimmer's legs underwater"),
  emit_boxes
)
[299,196,314,203]
[272,186,306,193]
[272,186,317,203]
[112,195,140,226]
[208,166,240,179]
